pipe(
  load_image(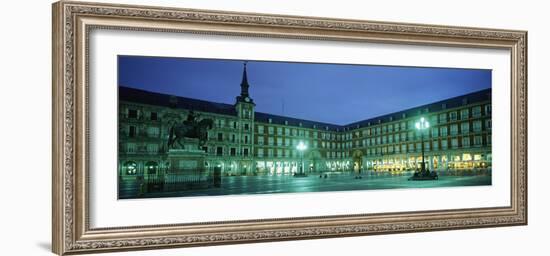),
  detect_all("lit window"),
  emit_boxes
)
[441,140,448,149]
[451,138,459,148]
[461,122,470,134]
[474,136,482,146]
[473,120,482,132]
[147,144,158,153]
[450,124,458,135]
[124,161,137,175]
[449,112,457,121]
[461,109,469,119]
[473,106,482,117]
[432,127,439,137]
[126,143,136,153]
[147,127,159,137]
[145,161,158,175]
[257,148,264,157]
[439,113,447,123]
[462,137,470,148]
